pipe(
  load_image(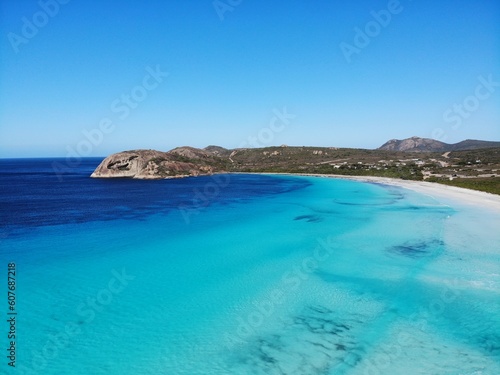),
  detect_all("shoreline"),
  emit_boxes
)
[252,172,500,212]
